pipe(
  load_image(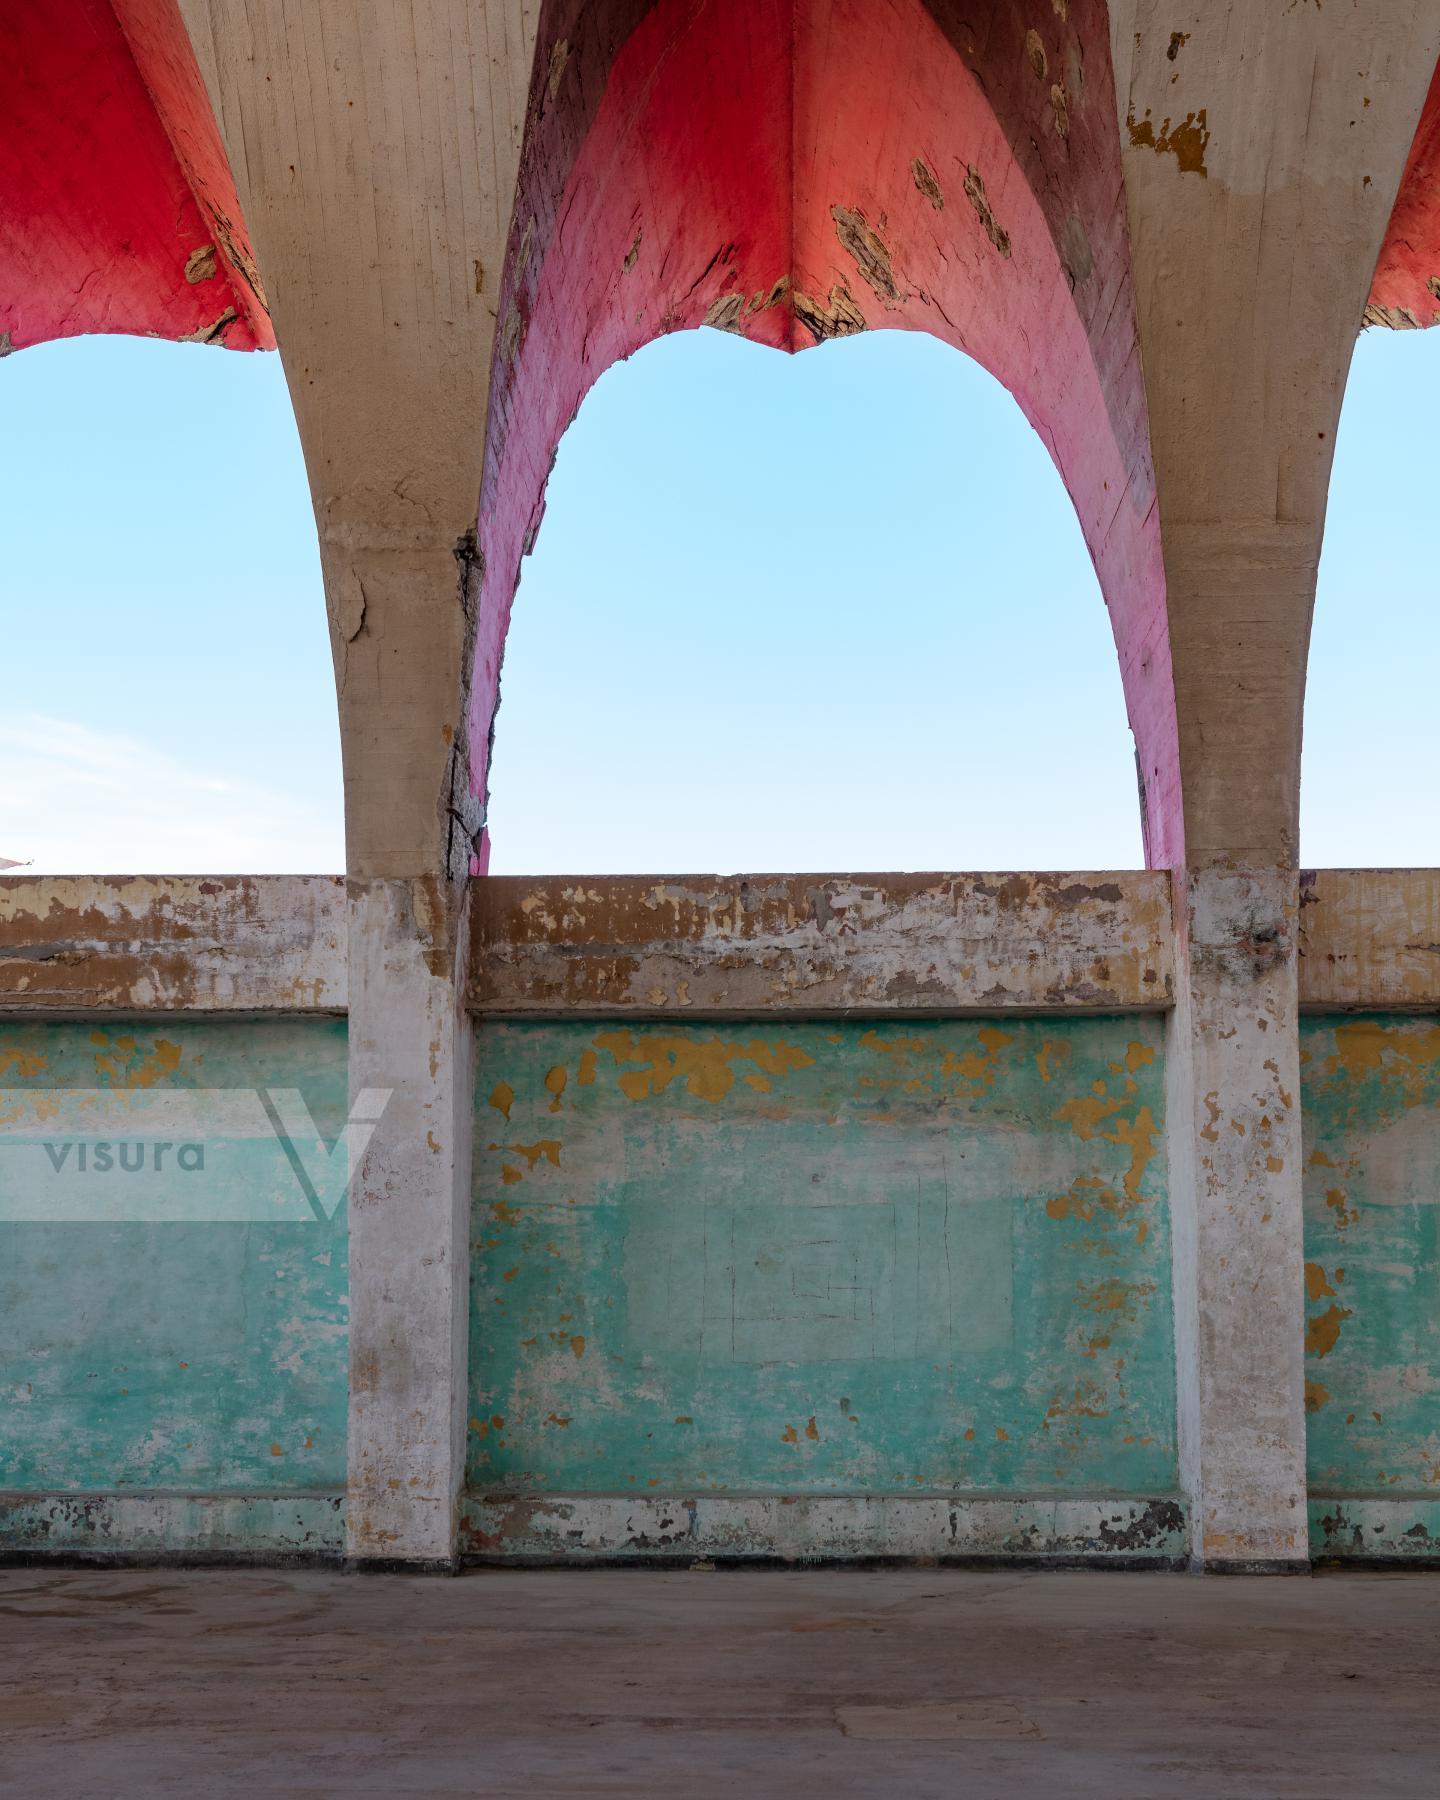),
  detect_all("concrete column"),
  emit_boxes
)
[345,878,473,1569]
[1166,868,1307,1571]
[171,2,540,1568]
